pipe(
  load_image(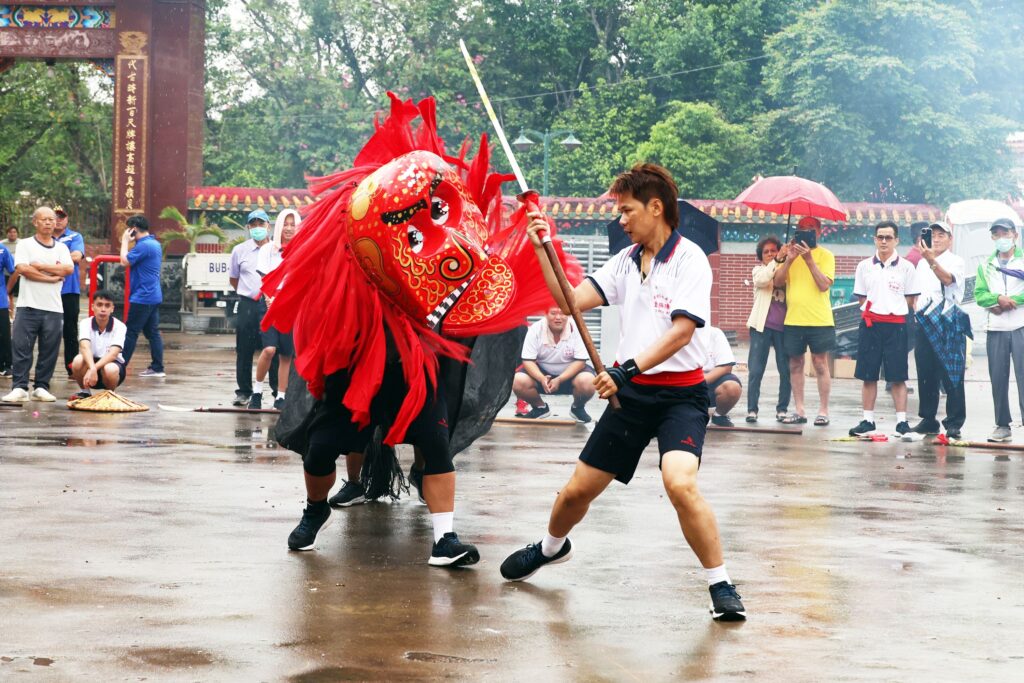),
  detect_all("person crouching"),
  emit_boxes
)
[70,289,127,398]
